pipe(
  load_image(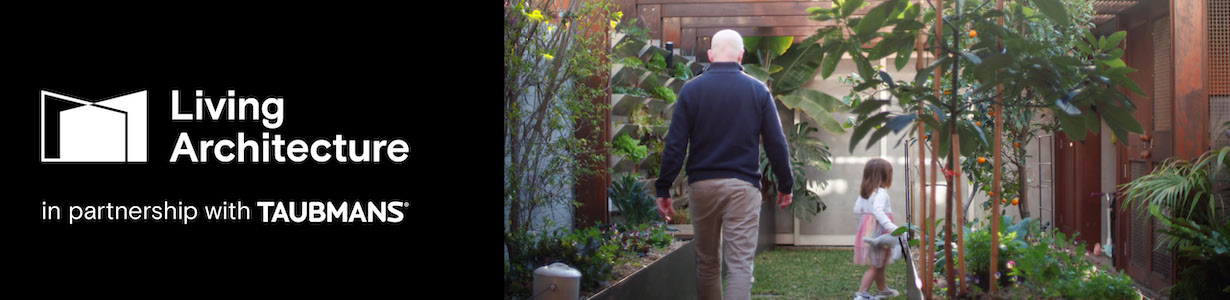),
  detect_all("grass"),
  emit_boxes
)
[751,248,910,300]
